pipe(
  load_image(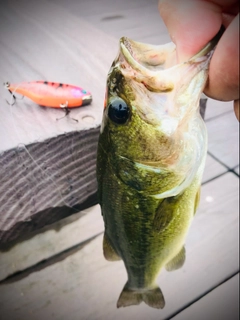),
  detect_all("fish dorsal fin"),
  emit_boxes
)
[103,233,121,261]
[165,246,186,271]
